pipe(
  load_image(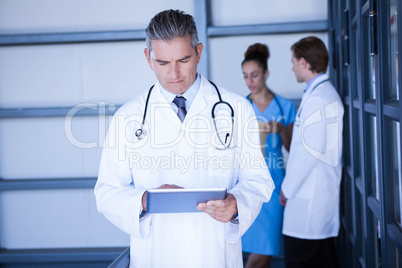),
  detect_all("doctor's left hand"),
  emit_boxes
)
[197,193,238,223]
